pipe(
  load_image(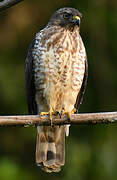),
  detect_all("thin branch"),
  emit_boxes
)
[0,0,23,12]
[0,112,117,127]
